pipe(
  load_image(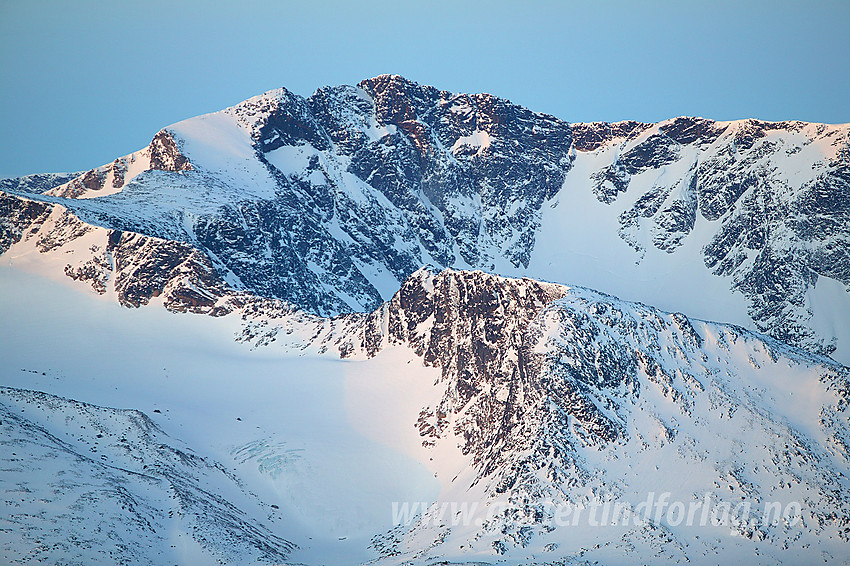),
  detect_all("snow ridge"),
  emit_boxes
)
[0,386,295,565]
